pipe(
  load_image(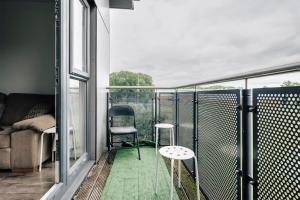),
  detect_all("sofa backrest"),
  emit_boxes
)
[0,93,54,126]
